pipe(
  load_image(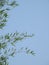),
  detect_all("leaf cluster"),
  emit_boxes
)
[0,0,18,29]
[0,0,35,65]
